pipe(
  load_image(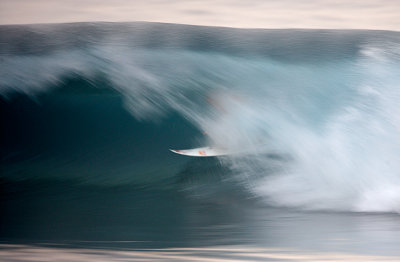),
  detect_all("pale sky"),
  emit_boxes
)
[0,0,399,30]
